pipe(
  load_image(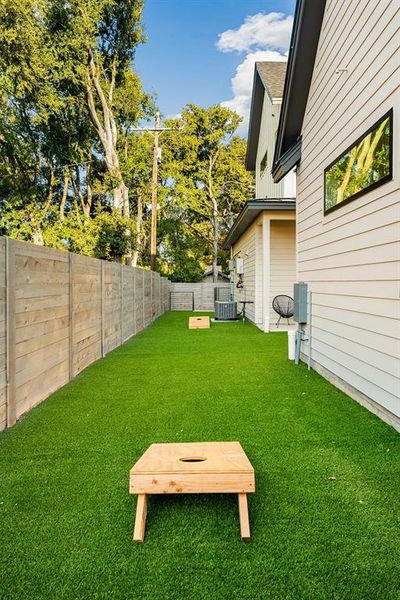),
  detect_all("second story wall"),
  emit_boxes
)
[296,0,399,423]
[255,94,296,199]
